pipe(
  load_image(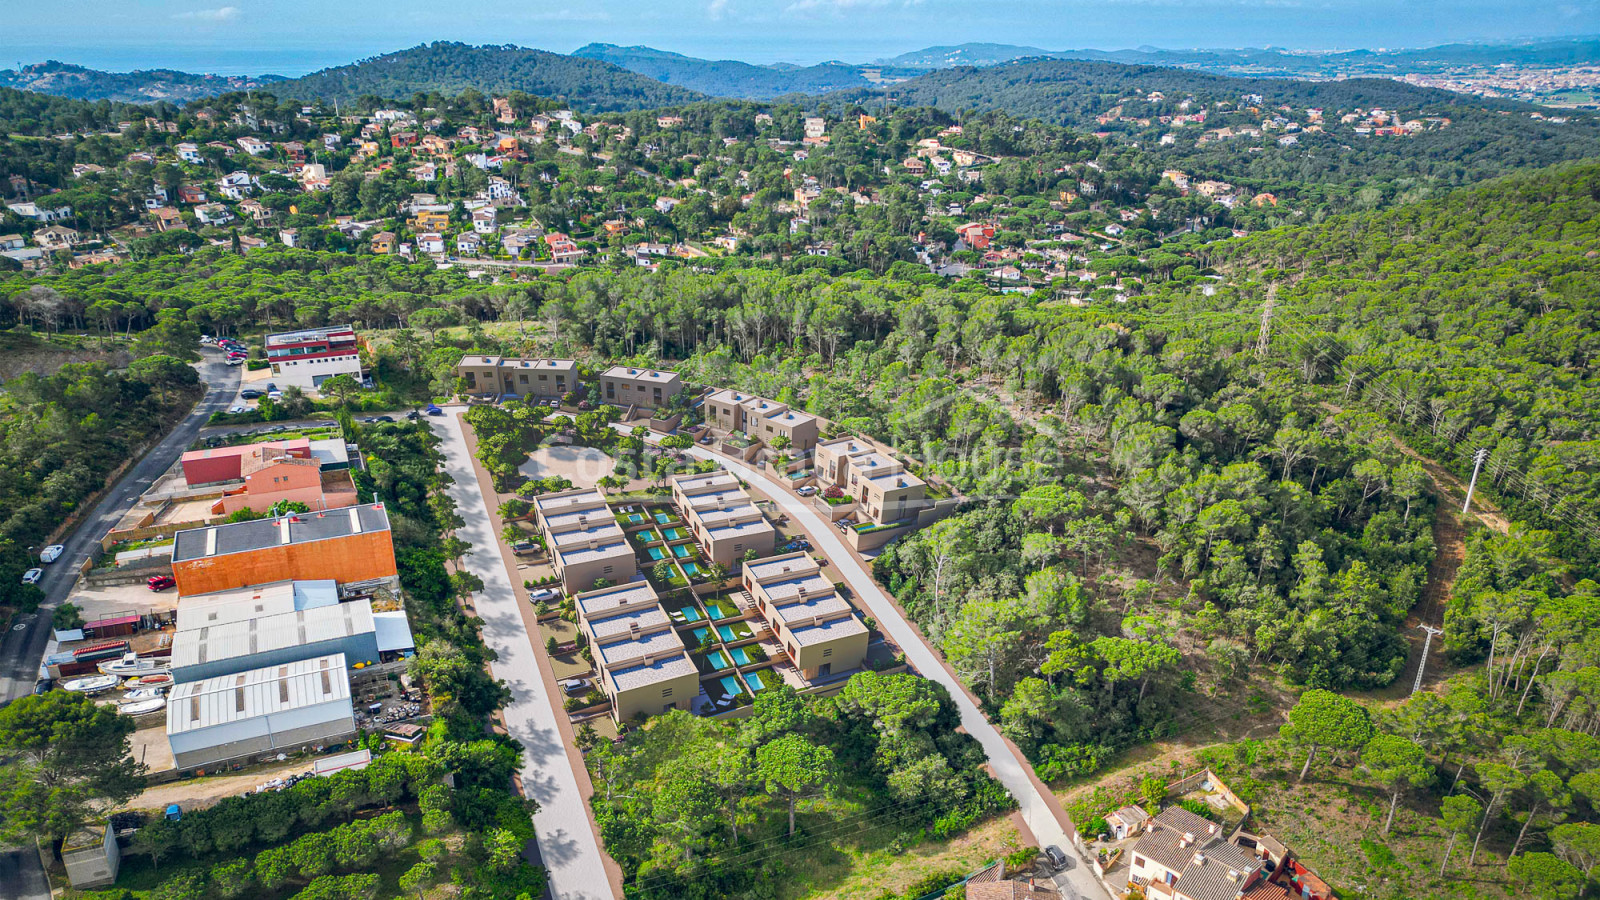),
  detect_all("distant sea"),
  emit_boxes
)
[0,44,390,78]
